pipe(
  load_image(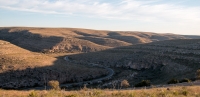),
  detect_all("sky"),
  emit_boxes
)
[0,0,200,35]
